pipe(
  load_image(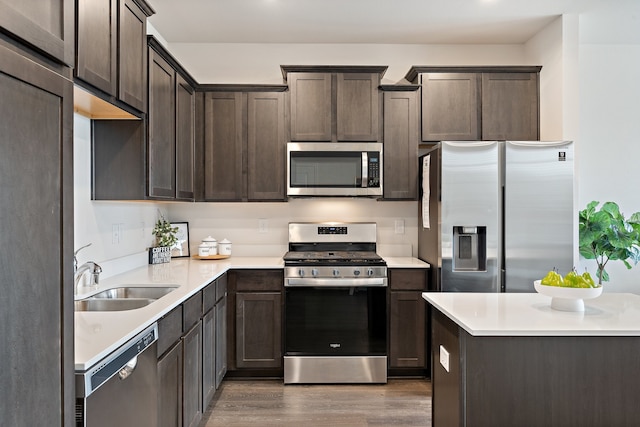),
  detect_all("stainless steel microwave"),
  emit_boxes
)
[287,142,383,197]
